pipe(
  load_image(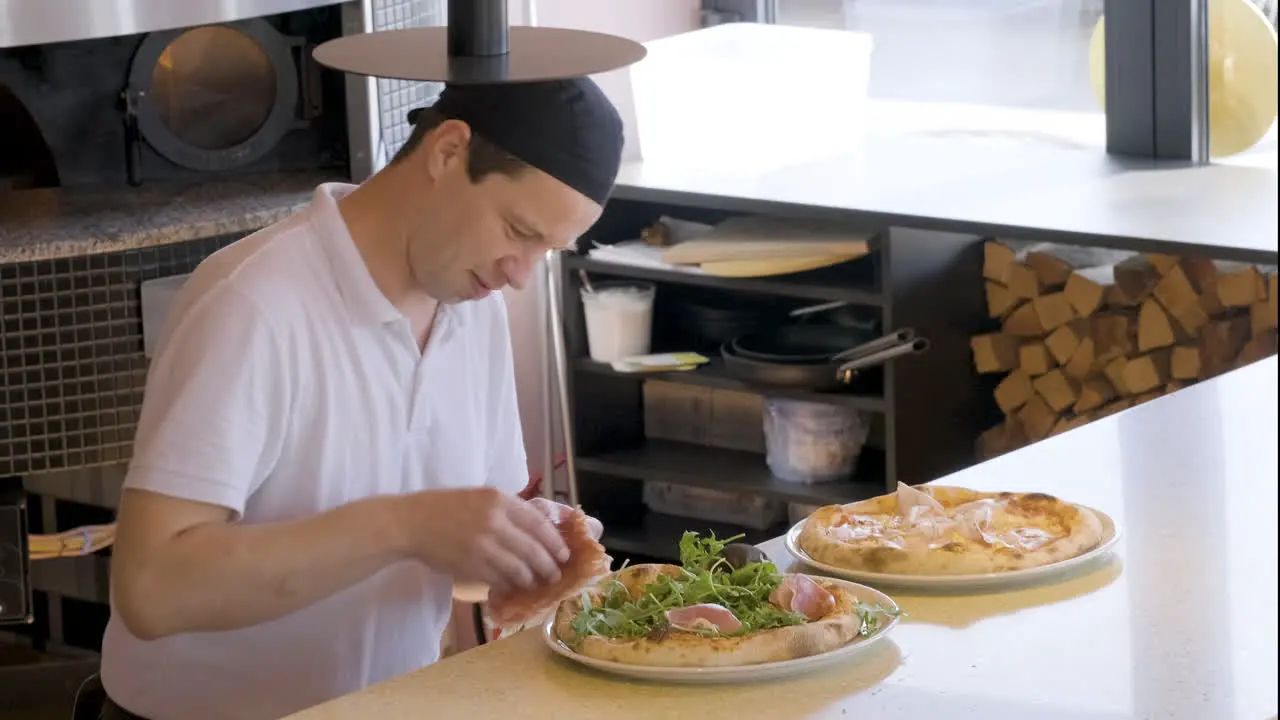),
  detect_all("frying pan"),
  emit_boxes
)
[732,326,915,365]
[720,332,930,392]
